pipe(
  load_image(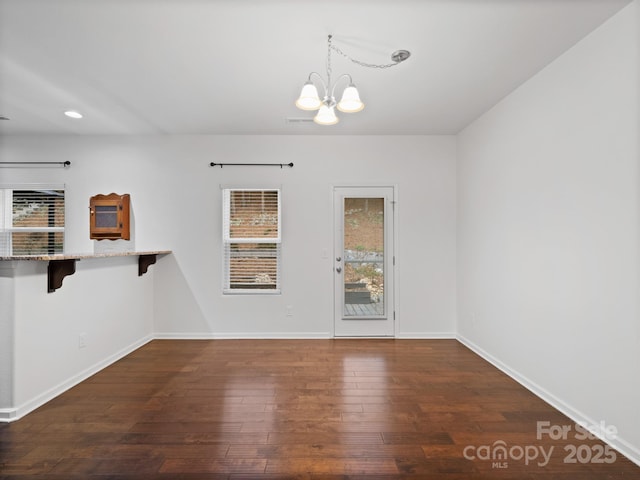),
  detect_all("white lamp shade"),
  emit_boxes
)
[295,82,322,111]
[337,85,364,113]
[314,105,339,125]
